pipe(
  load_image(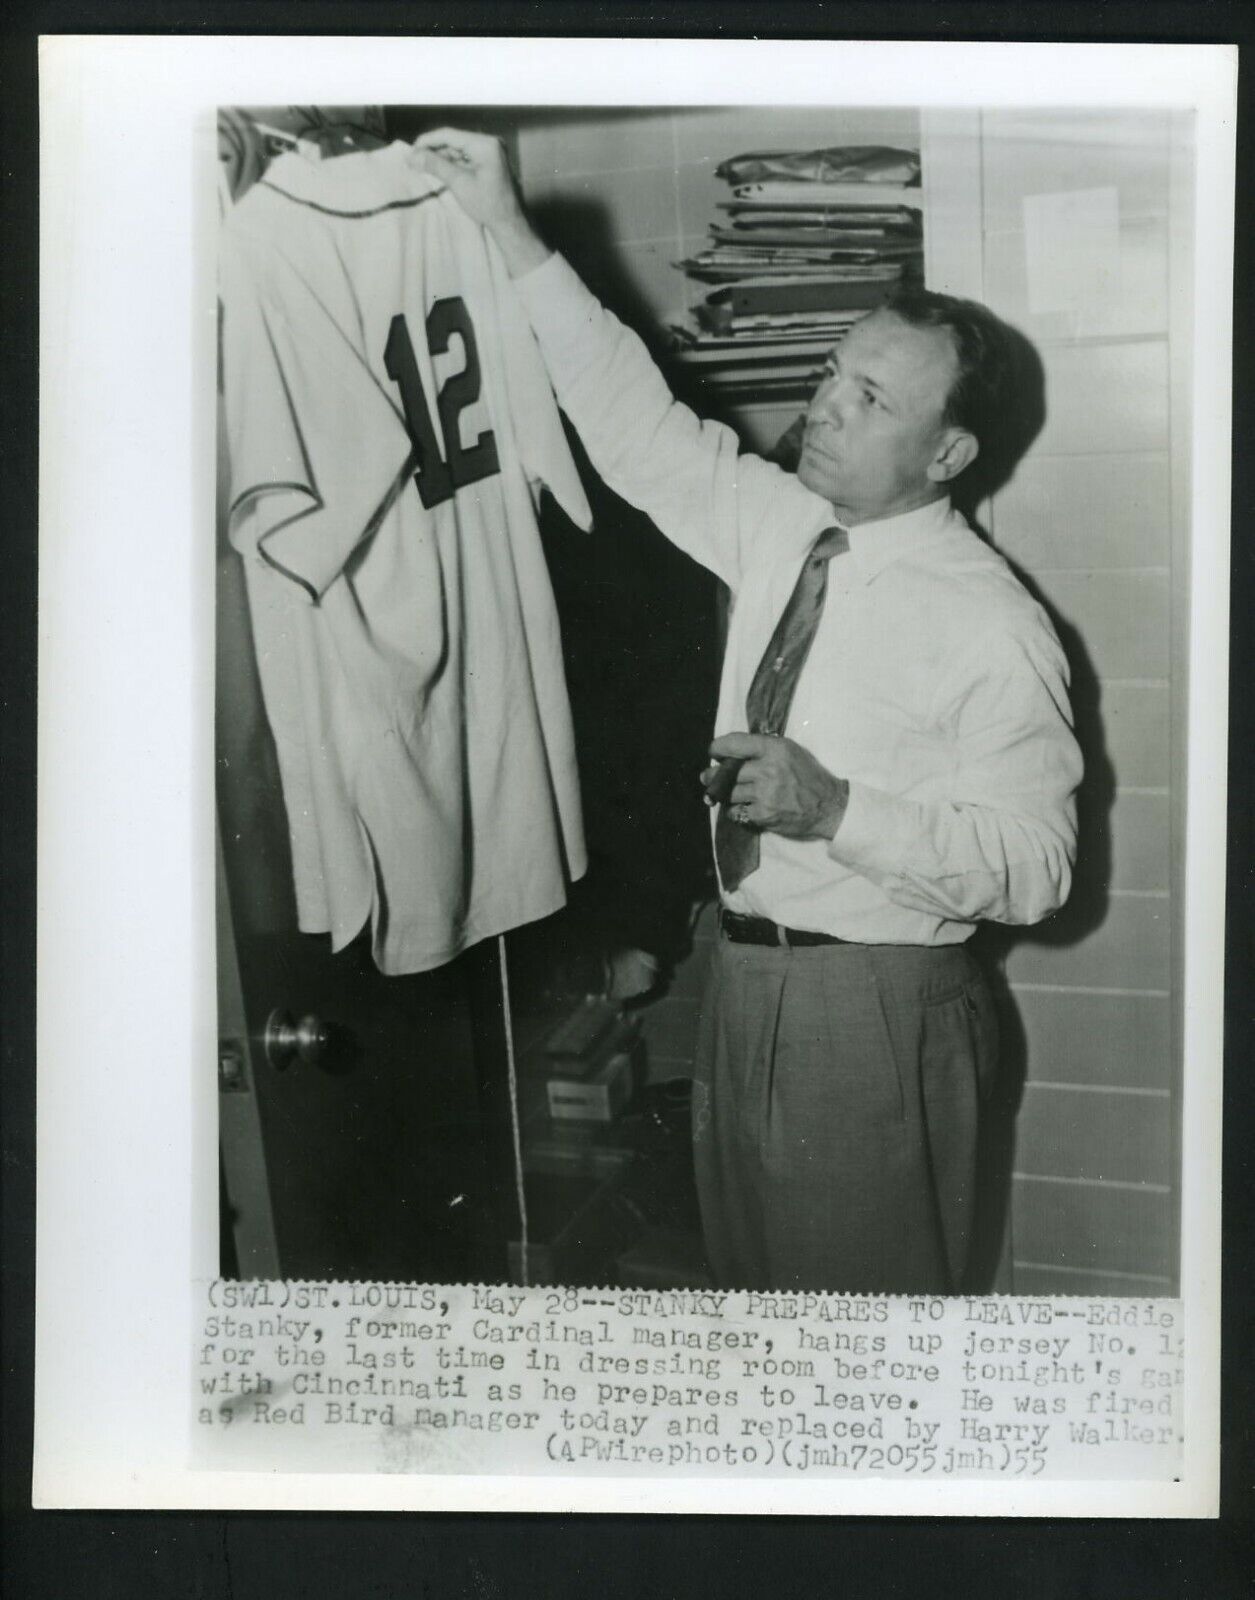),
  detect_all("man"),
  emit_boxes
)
[413,129,1082,1295]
